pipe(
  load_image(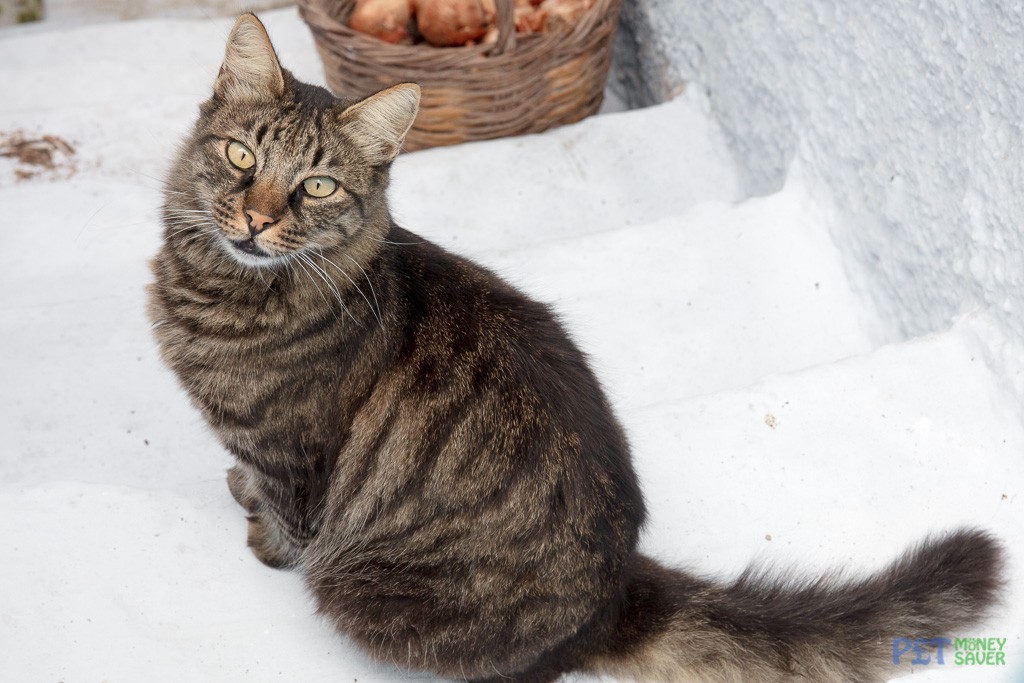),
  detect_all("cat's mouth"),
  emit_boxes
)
[219,233,288,269]
[232,238,270,258]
